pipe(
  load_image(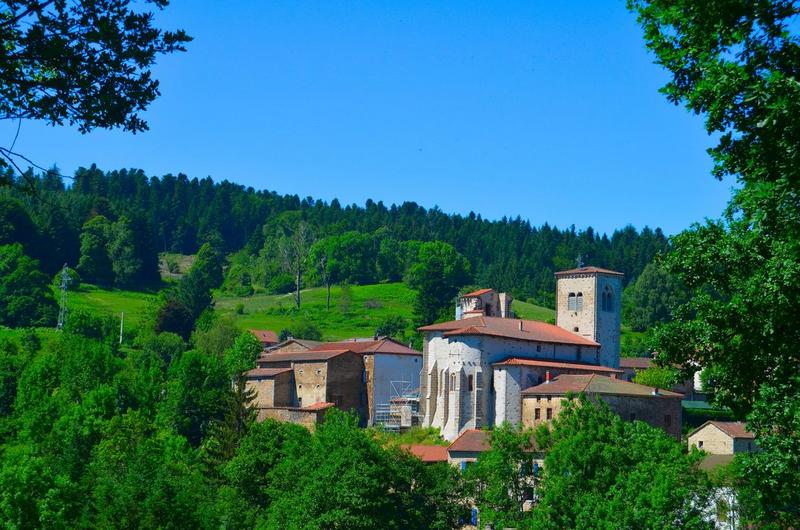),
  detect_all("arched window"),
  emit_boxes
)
[602,286,614,311]
[567,292,576,311]
[467,375,474,392]
[576,292,583,310]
